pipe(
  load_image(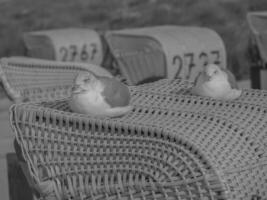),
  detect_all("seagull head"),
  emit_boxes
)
[72,72,102,94]
[204,64,227,82]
